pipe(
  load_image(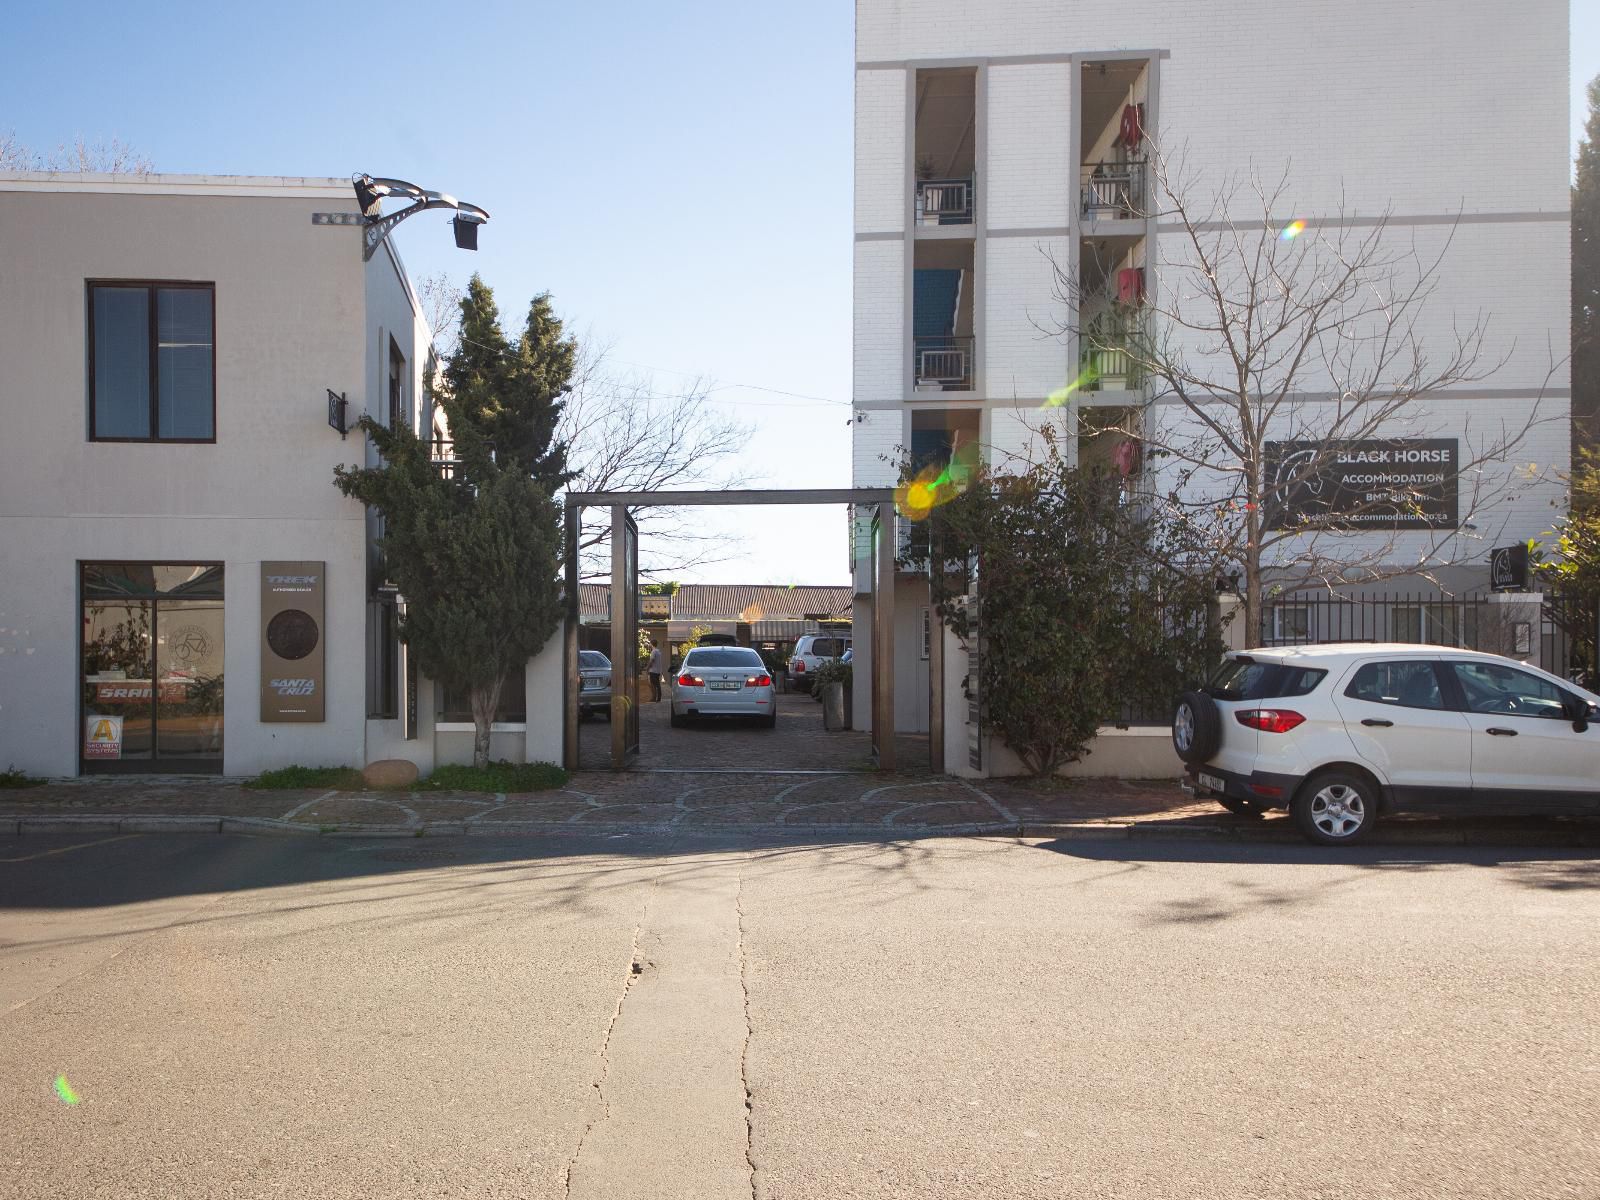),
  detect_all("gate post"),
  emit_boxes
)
[873,500,896,769]
[563,504,581,771]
